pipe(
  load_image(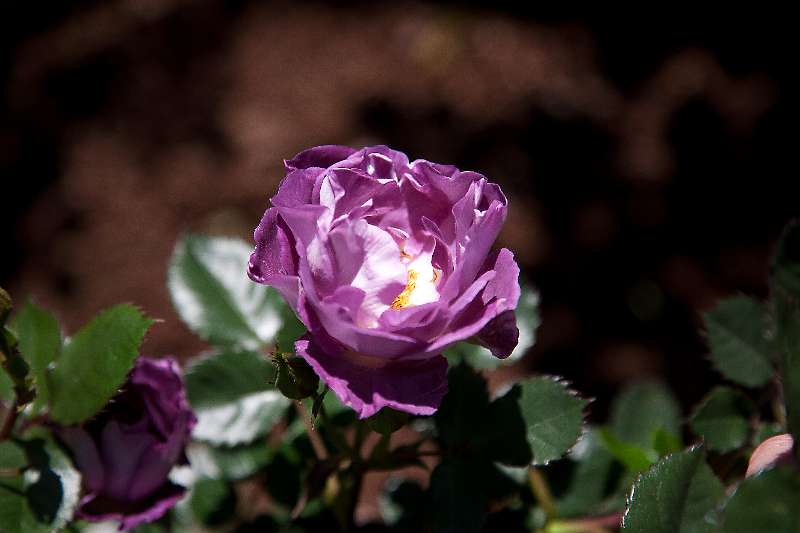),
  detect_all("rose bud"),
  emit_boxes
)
[248,145,521,418]
[58,357,196,530]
